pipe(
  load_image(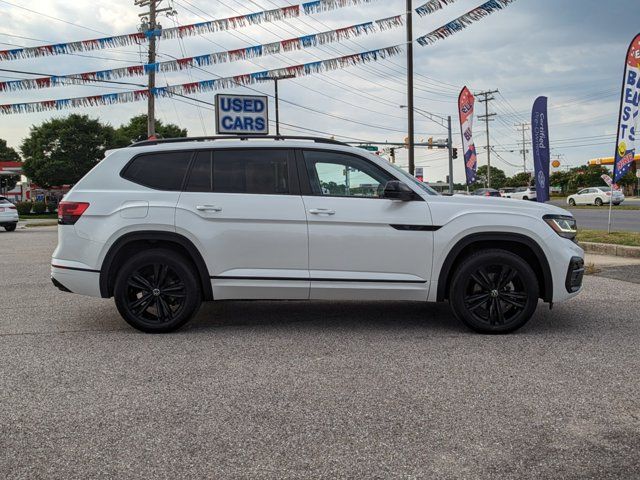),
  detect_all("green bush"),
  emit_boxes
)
[32,201,46,214]
[15,201,32,216]
[47,201,57,213]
